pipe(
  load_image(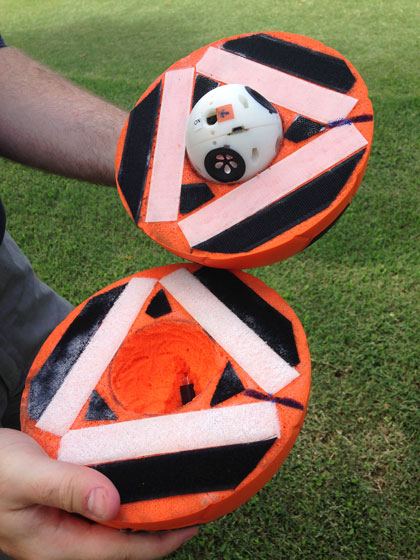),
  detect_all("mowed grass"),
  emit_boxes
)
[1,1,419,558]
